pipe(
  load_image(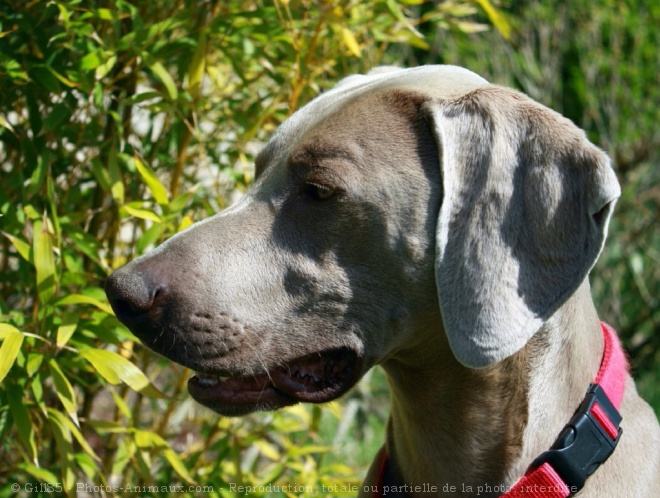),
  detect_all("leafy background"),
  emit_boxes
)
[0,0,657,496]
